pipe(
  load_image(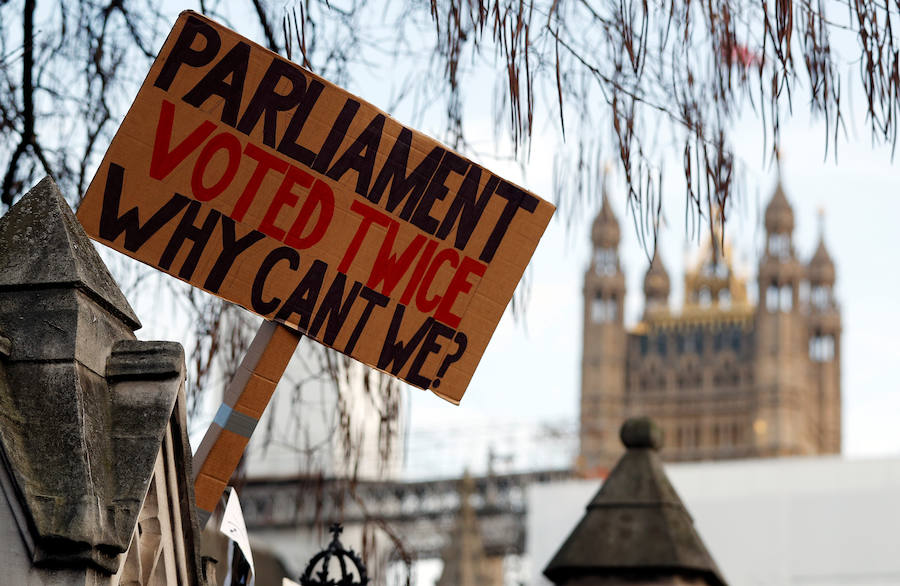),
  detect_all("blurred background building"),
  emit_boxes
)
[580,179,841,474]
